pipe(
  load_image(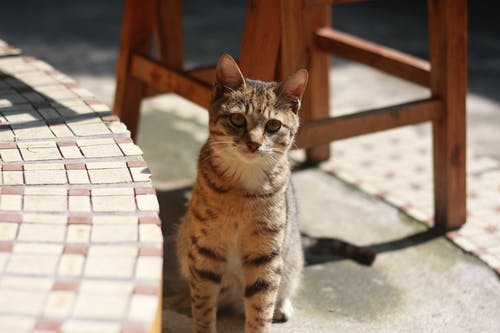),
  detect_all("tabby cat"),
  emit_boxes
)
[176,54,306,333]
